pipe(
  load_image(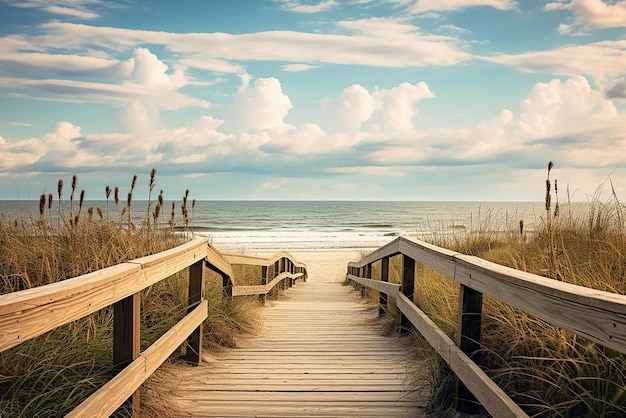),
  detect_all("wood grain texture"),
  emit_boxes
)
[347,274,401,295]
[0,238,208,352]
[349,236,626,355]
[223,251,307,270]
[232,272,304,297]
[395,293,528,418]
[67,300,207,418]
[173,282,428,417]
